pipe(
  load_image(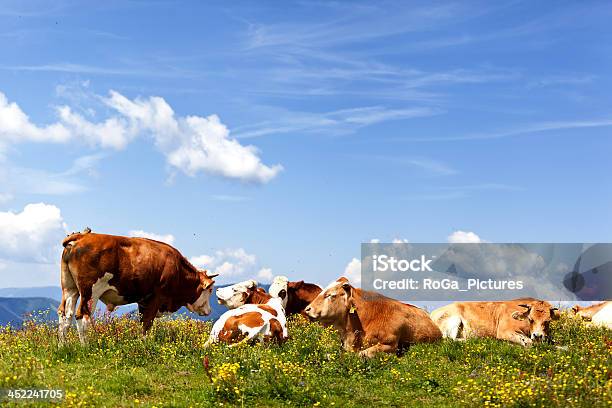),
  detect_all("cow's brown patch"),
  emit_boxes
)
[257,304,278,316]
[265,318,285,343]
